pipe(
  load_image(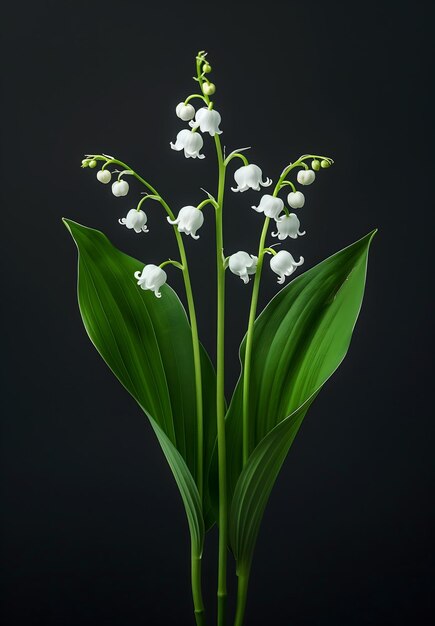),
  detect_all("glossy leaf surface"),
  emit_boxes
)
[64,219,217,548]
[228,231,376,574]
